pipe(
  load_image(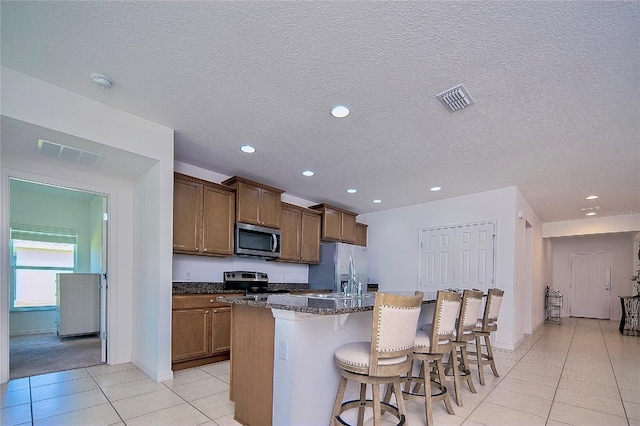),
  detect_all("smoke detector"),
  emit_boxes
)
[91,73,113,89]
[437,84,474,112]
